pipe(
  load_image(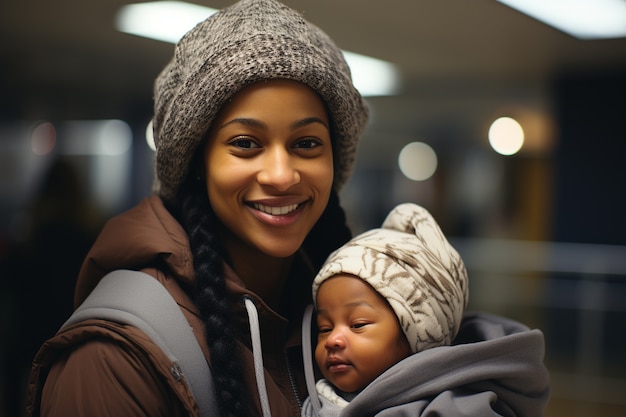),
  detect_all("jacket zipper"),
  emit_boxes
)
[285,352,302,409]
